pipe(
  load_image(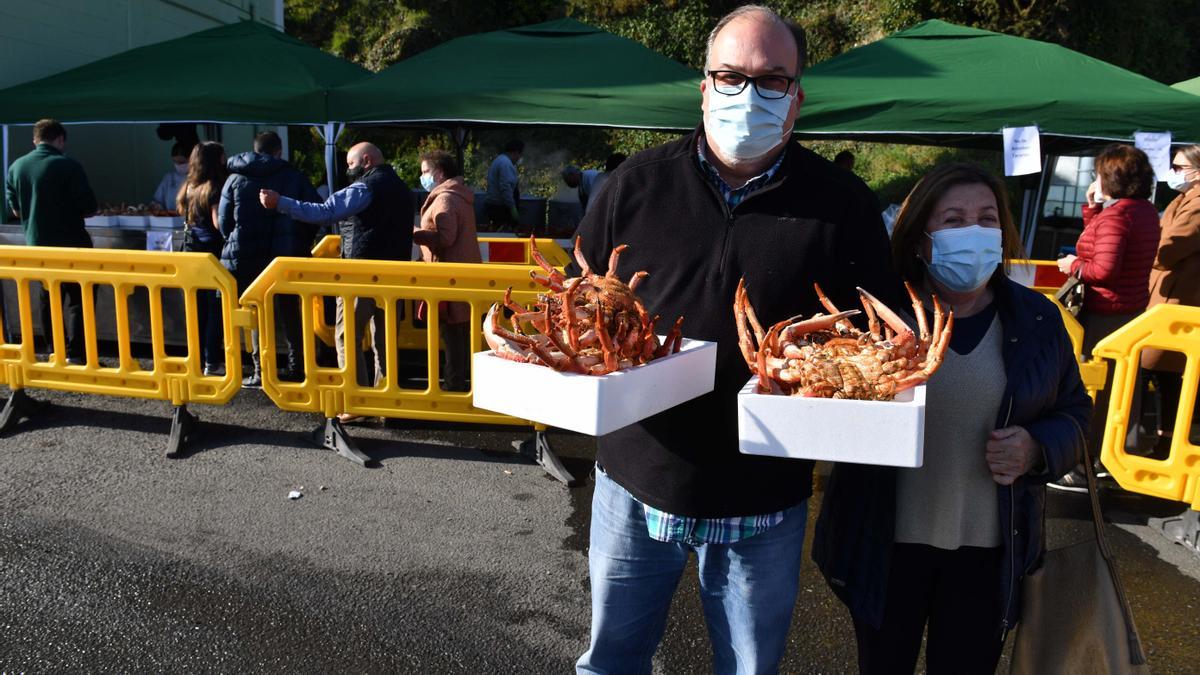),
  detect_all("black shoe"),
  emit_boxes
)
[242,372,262,388]
[1048,469,1089,493]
